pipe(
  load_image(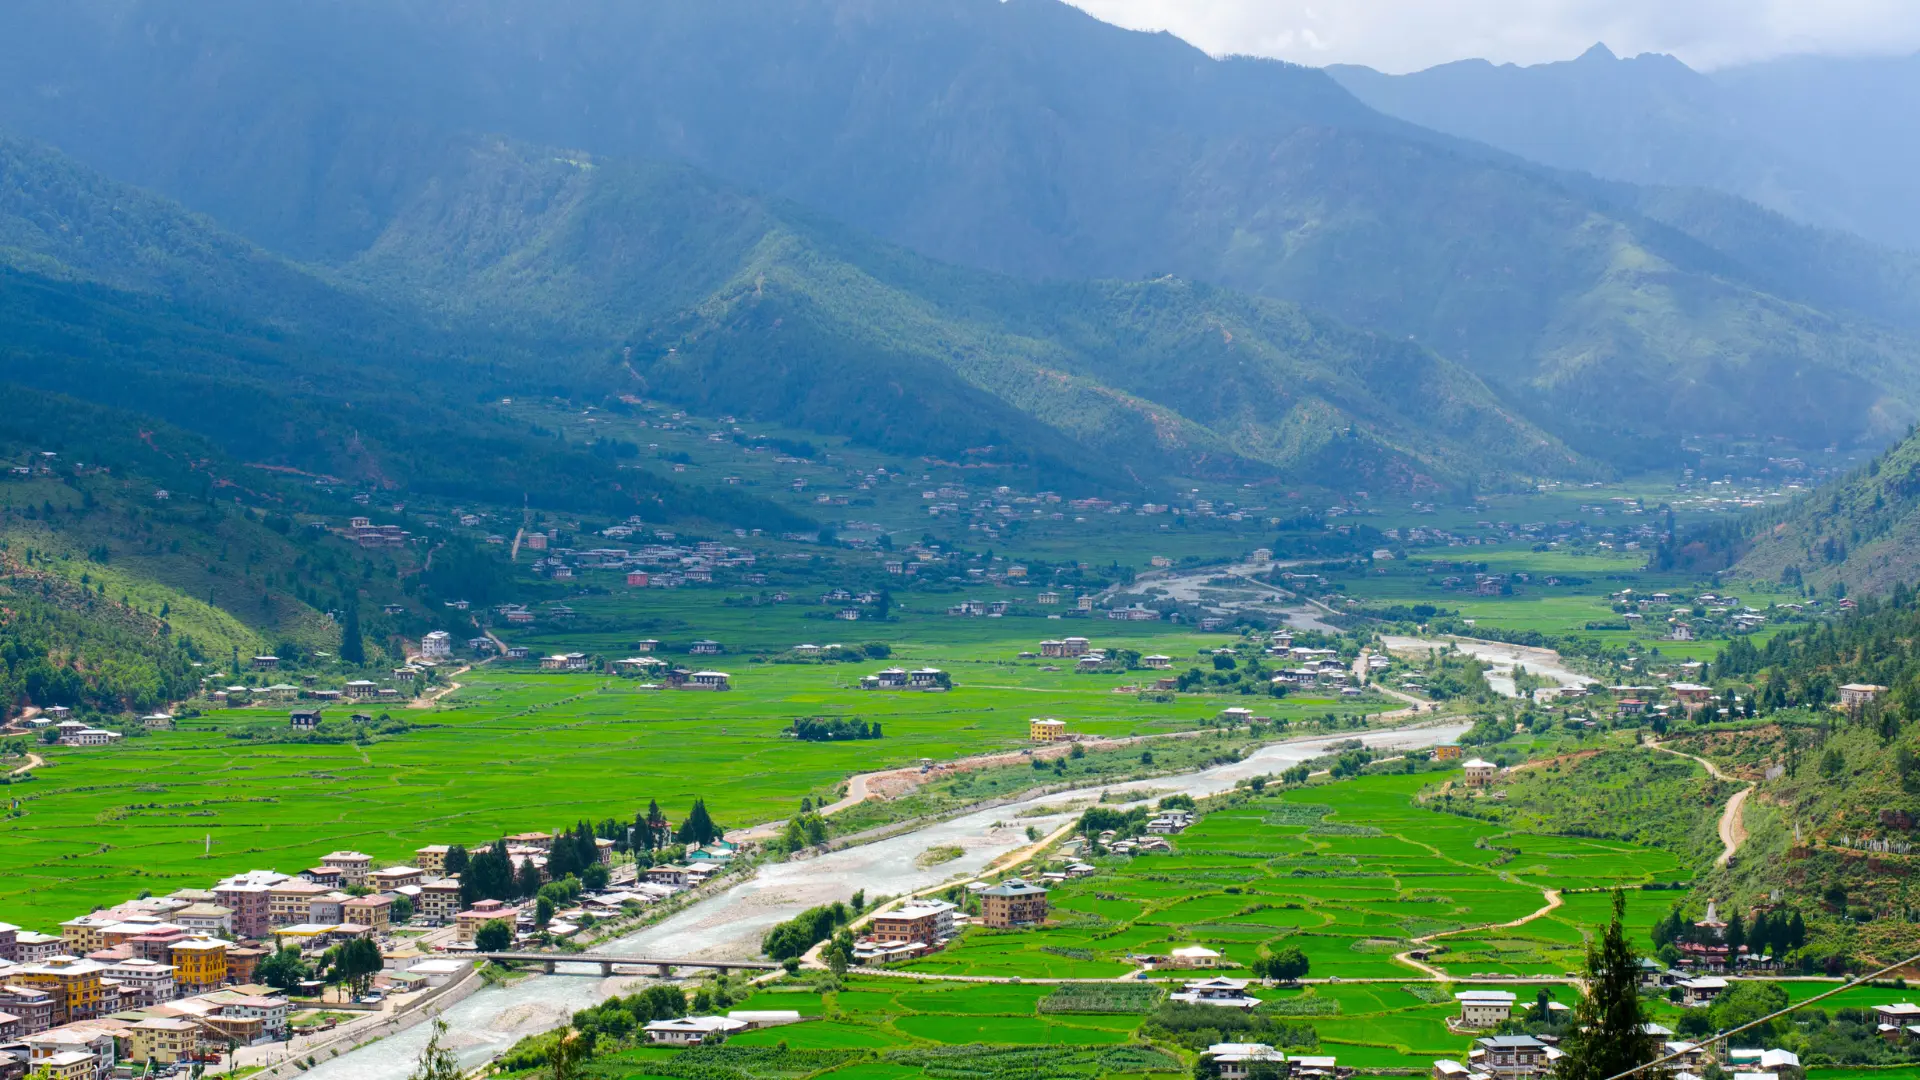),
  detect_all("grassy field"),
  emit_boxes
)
[0,616,1389,928]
